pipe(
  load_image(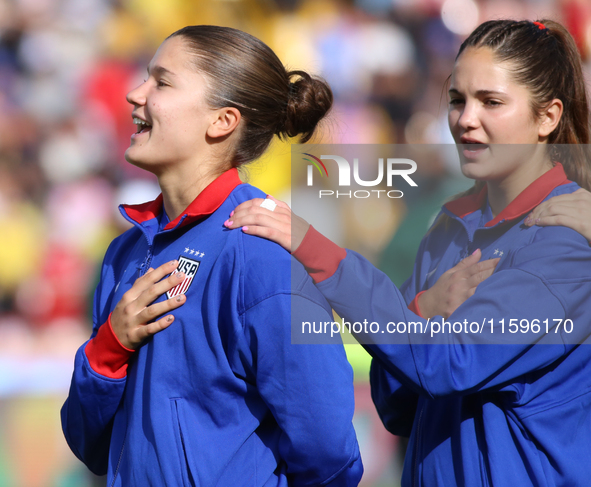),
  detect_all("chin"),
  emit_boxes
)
[125,149,152,171]
[460,162,490,181]
[124,148,140,165]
